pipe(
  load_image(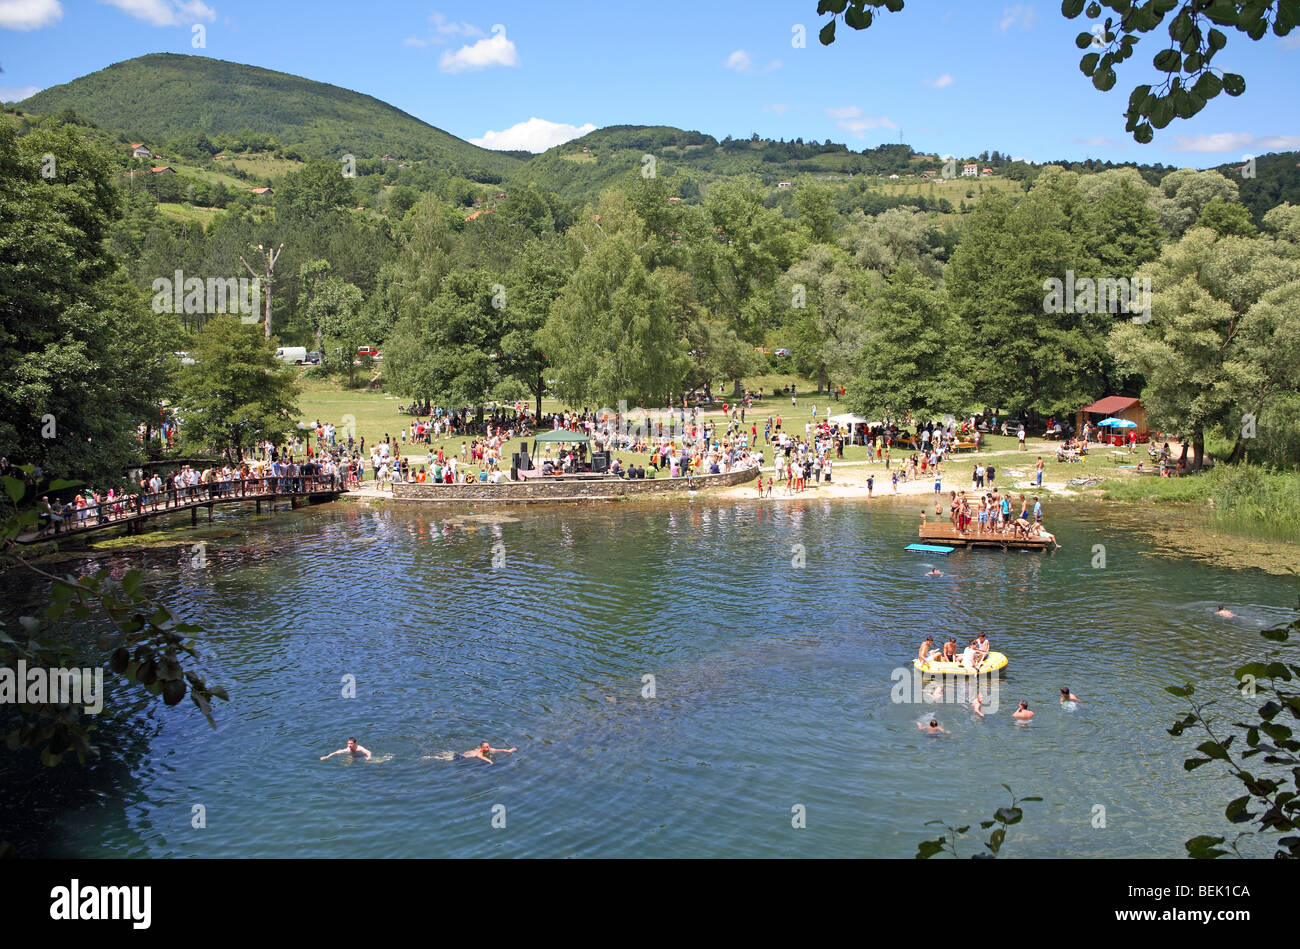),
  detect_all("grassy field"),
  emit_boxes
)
[211,151,303,180]
[156,202,225,226]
